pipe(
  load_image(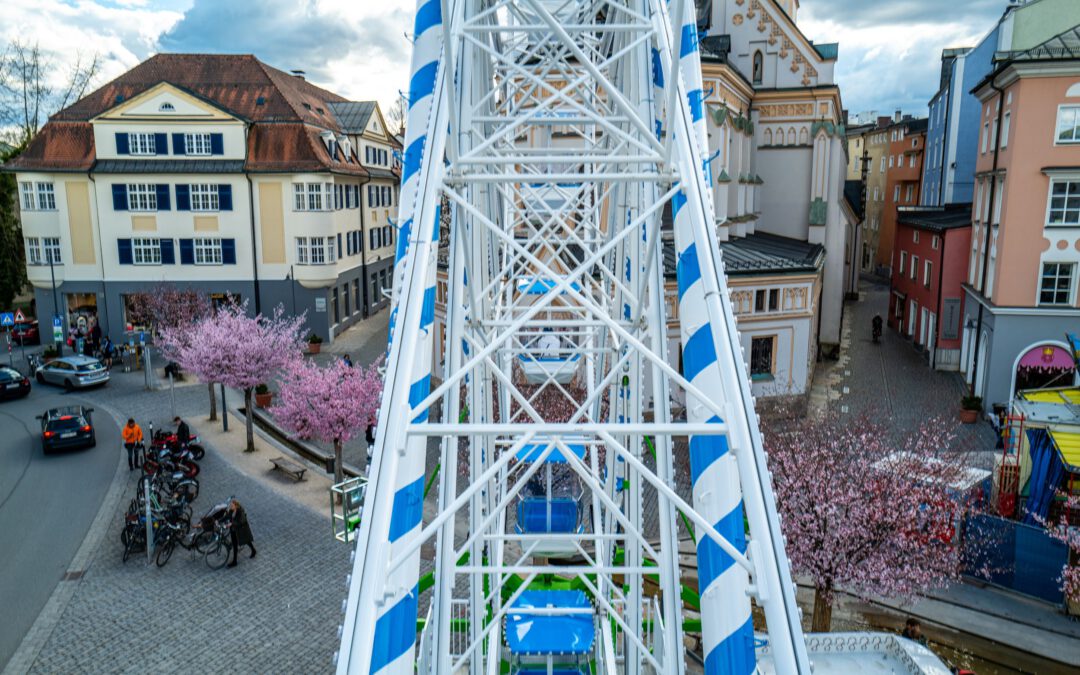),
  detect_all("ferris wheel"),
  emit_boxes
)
[335,1,811,672]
